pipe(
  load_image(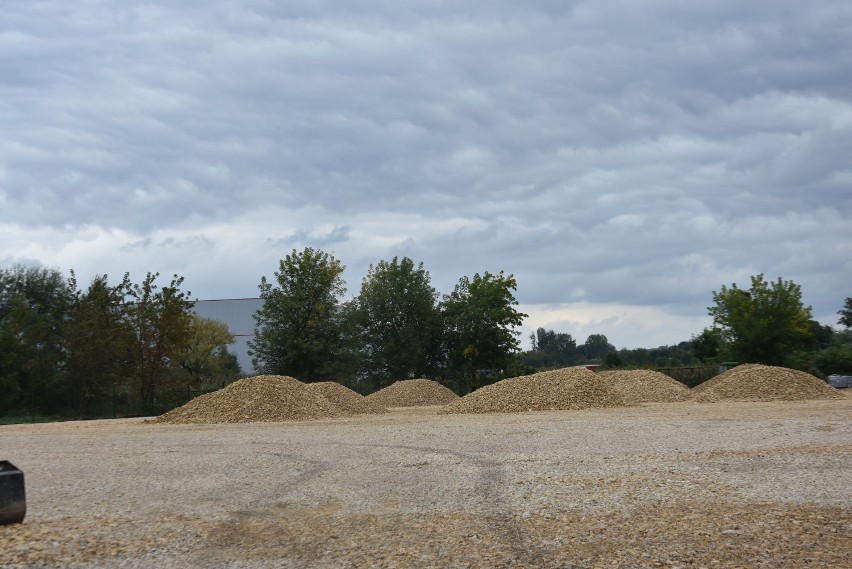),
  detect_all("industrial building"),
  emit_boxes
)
[191,298,263,374]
